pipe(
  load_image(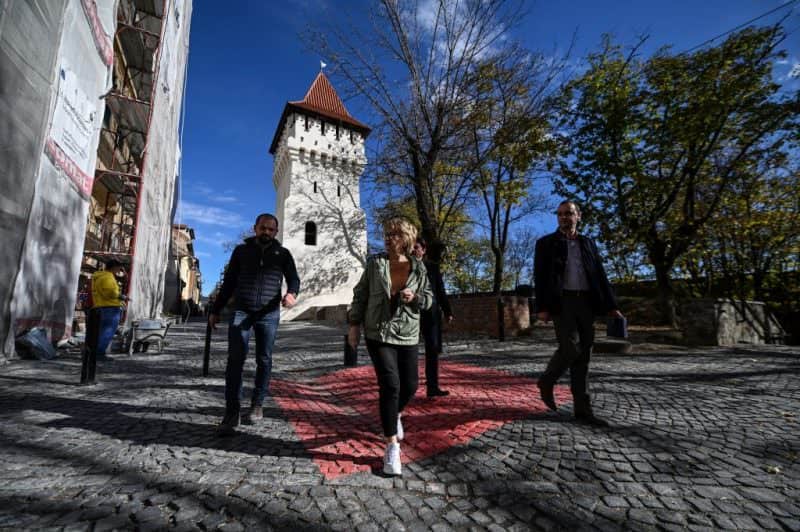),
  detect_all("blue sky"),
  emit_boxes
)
[178,0,799,295]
